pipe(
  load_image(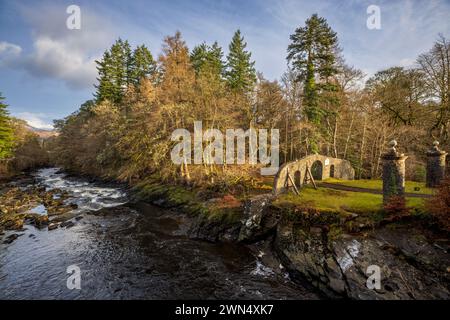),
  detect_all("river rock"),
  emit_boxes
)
[3,218,24,230]
[238,194,279,243]
[188,214,242,242]
[3,234,19,244]
[60,220,75,229]
[274,220,450,300]
[48,223,59,231]
[29,214,49,228]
